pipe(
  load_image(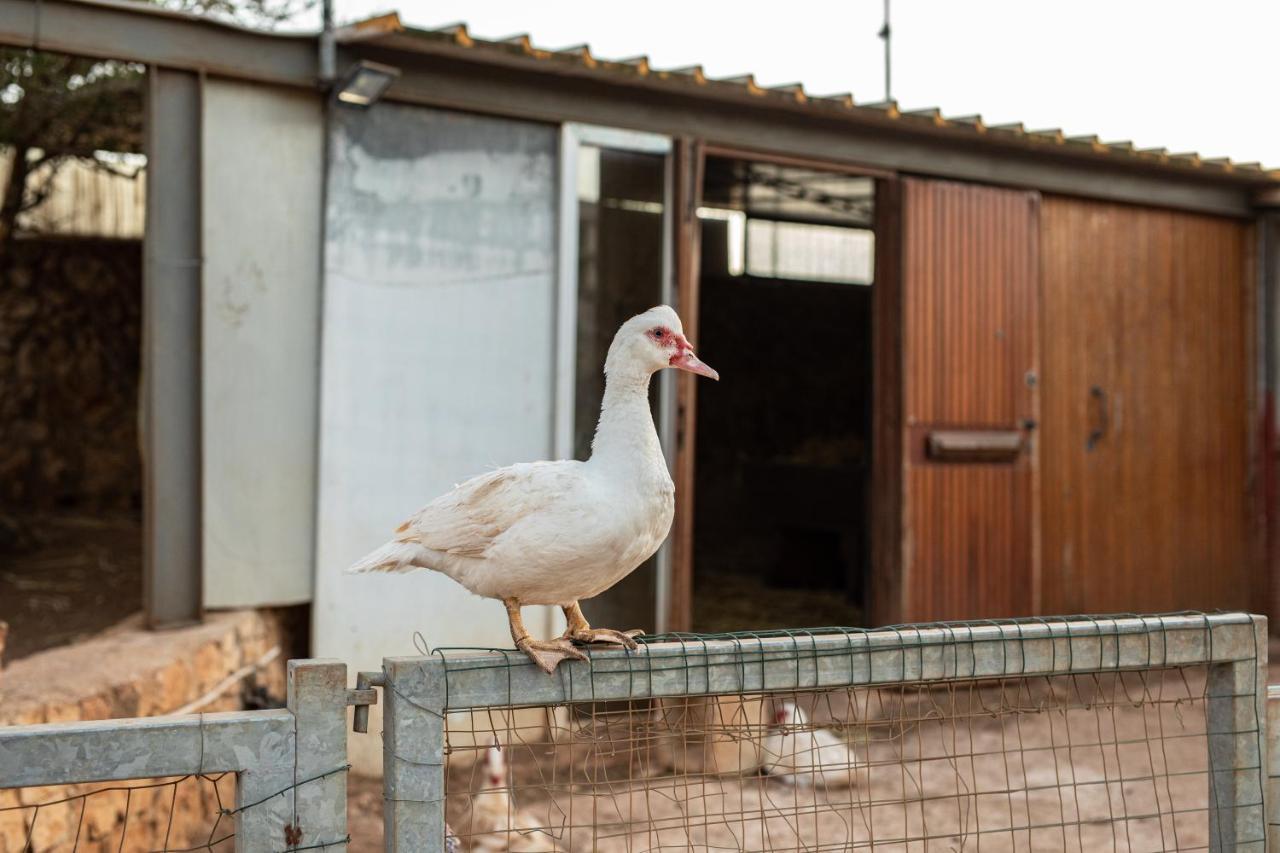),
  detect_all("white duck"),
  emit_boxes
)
[470,740,565,851]
[761,701,863,789]
[346,305,718,673]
